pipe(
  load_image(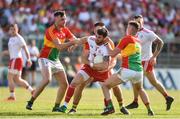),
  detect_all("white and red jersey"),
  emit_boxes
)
[137,27,158,61]
[85,36,109,62]
[8,34,26,59]
[79,36,113,82]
